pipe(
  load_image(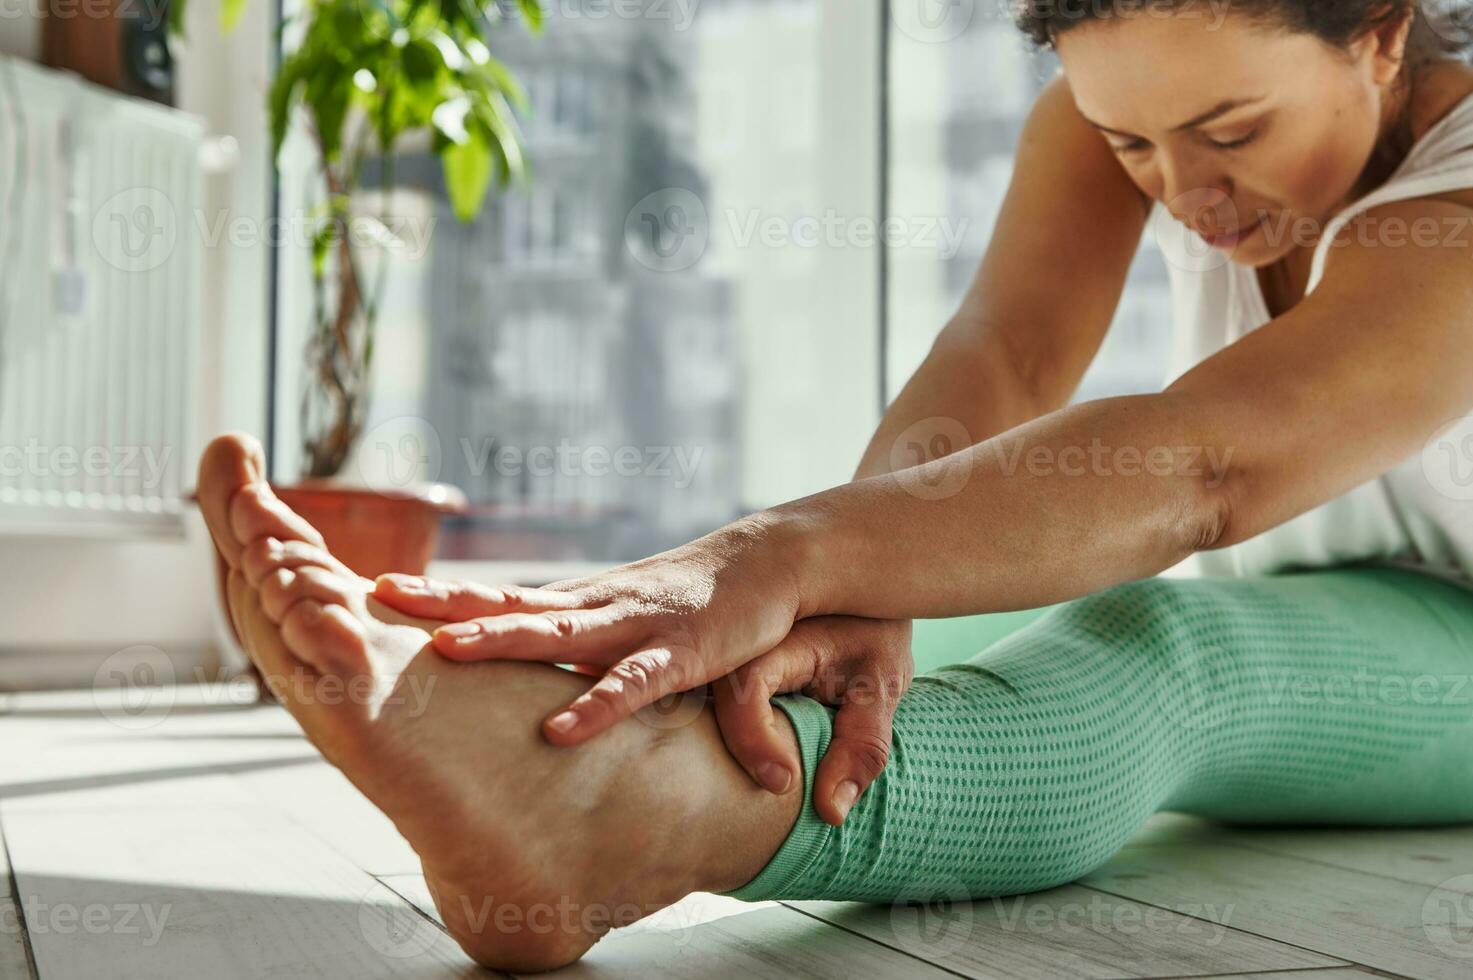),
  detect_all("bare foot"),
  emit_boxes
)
[196,433,800,971]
